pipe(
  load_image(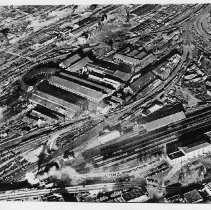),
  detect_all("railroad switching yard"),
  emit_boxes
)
[2,4,211,203]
